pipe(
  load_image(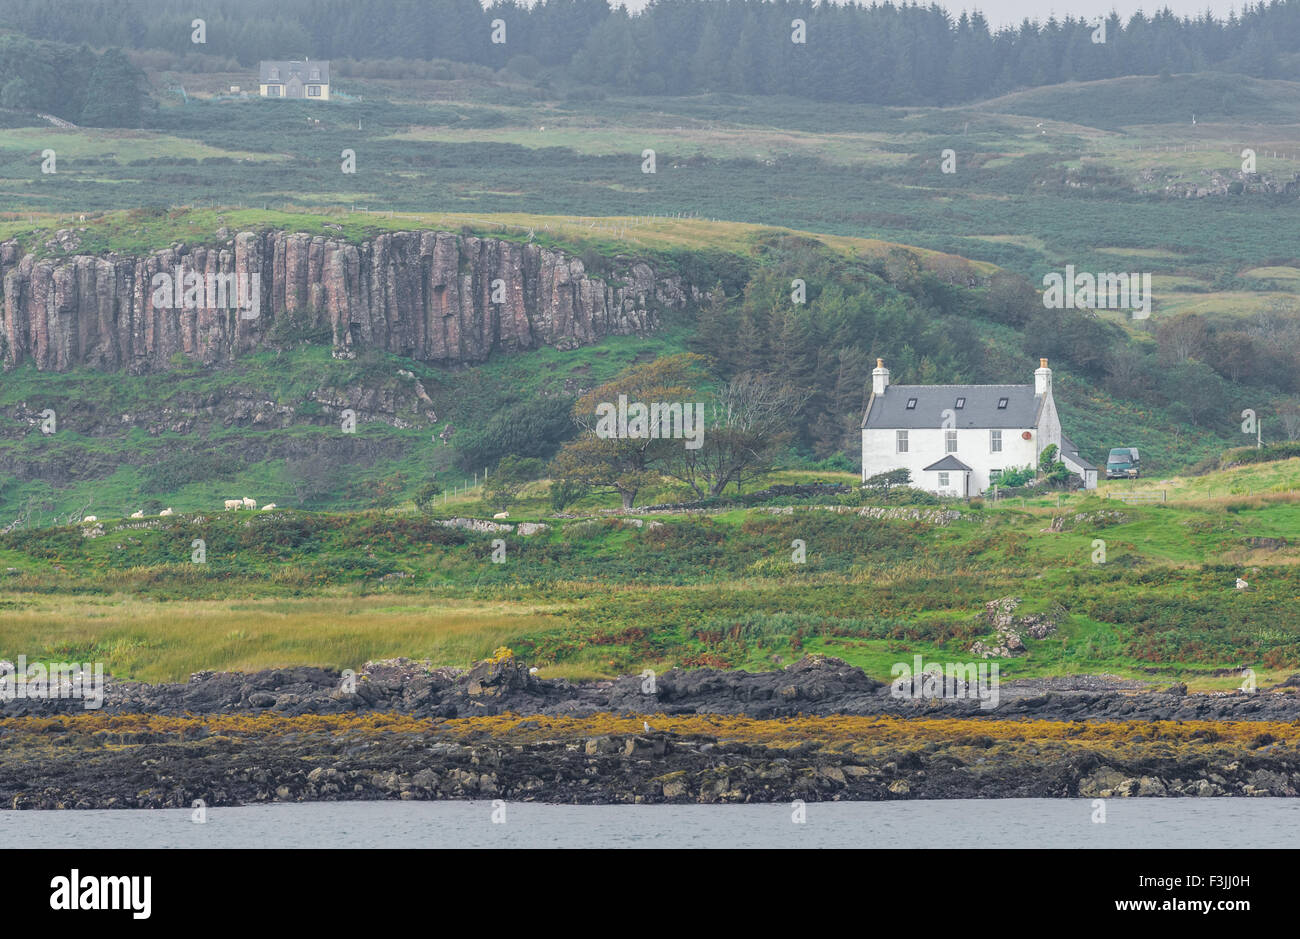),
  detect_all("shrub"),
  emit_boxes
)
[994,465,1036,488]
[549,478,588,512]
[864,468,912,492]
[414,479,443,514]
